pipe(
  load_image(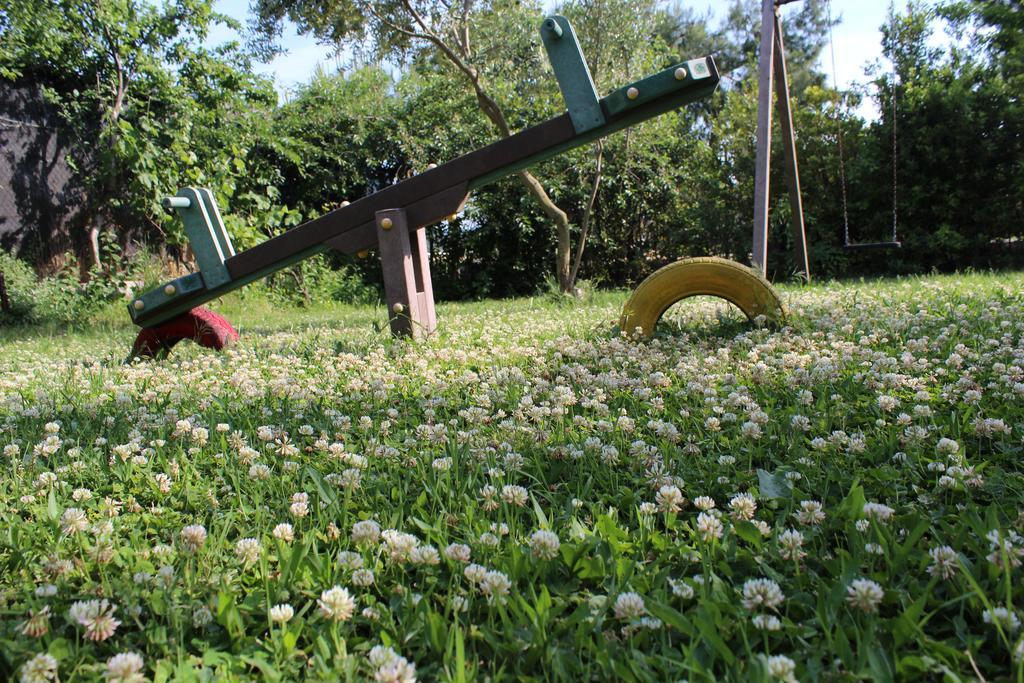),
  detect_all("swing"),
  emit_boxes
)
[826,0,902,251]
